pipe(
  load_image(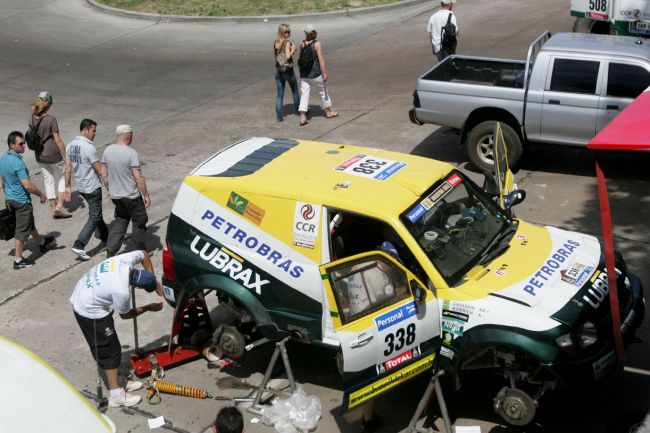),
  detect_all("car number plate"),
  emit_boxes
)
[631,21,650,35]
